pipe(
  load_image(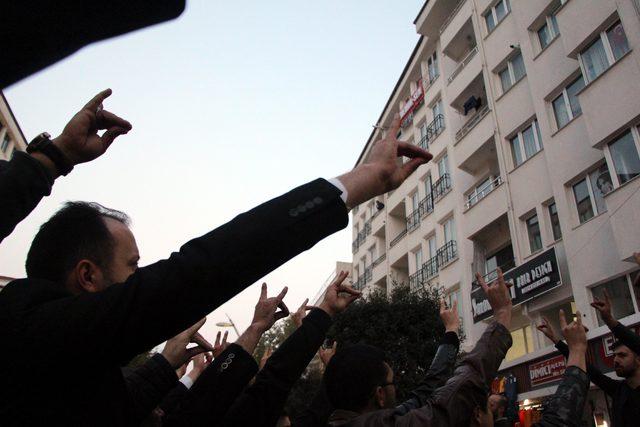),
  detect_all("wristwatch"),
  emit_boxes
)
[26,132,74,176]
